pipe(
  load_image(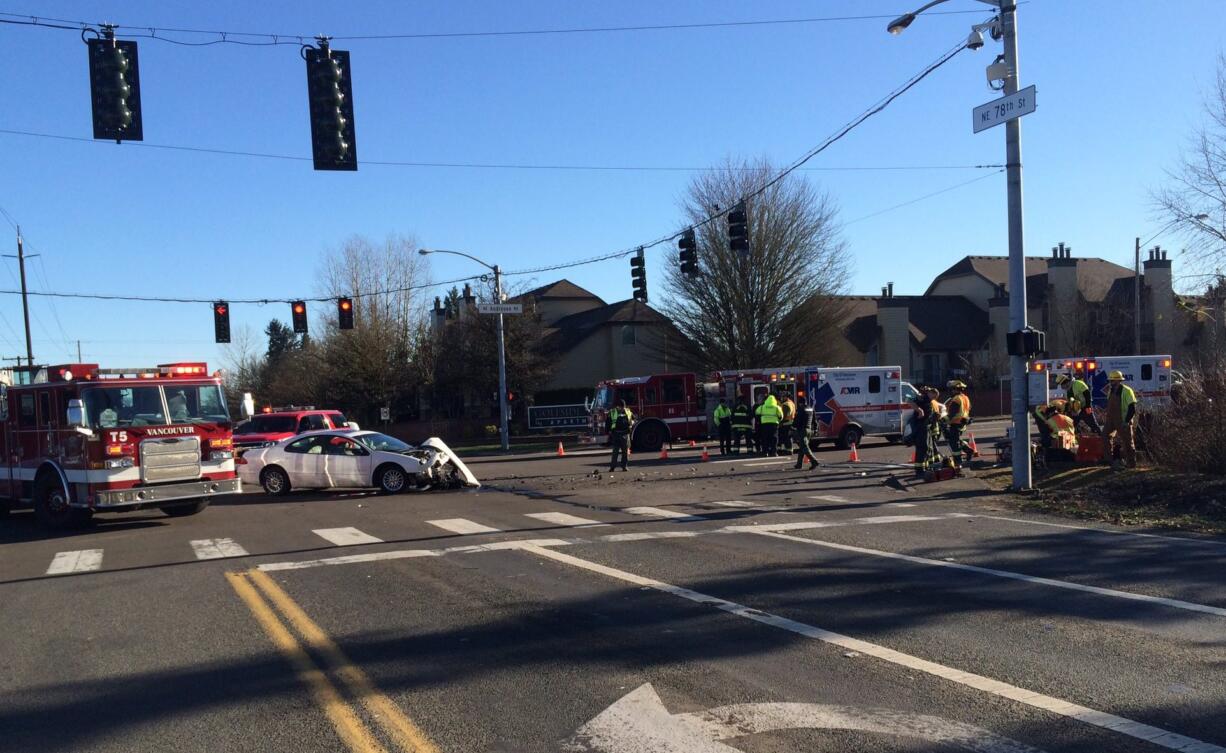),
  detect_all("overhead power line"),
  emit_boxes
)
[0,8,996,46]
